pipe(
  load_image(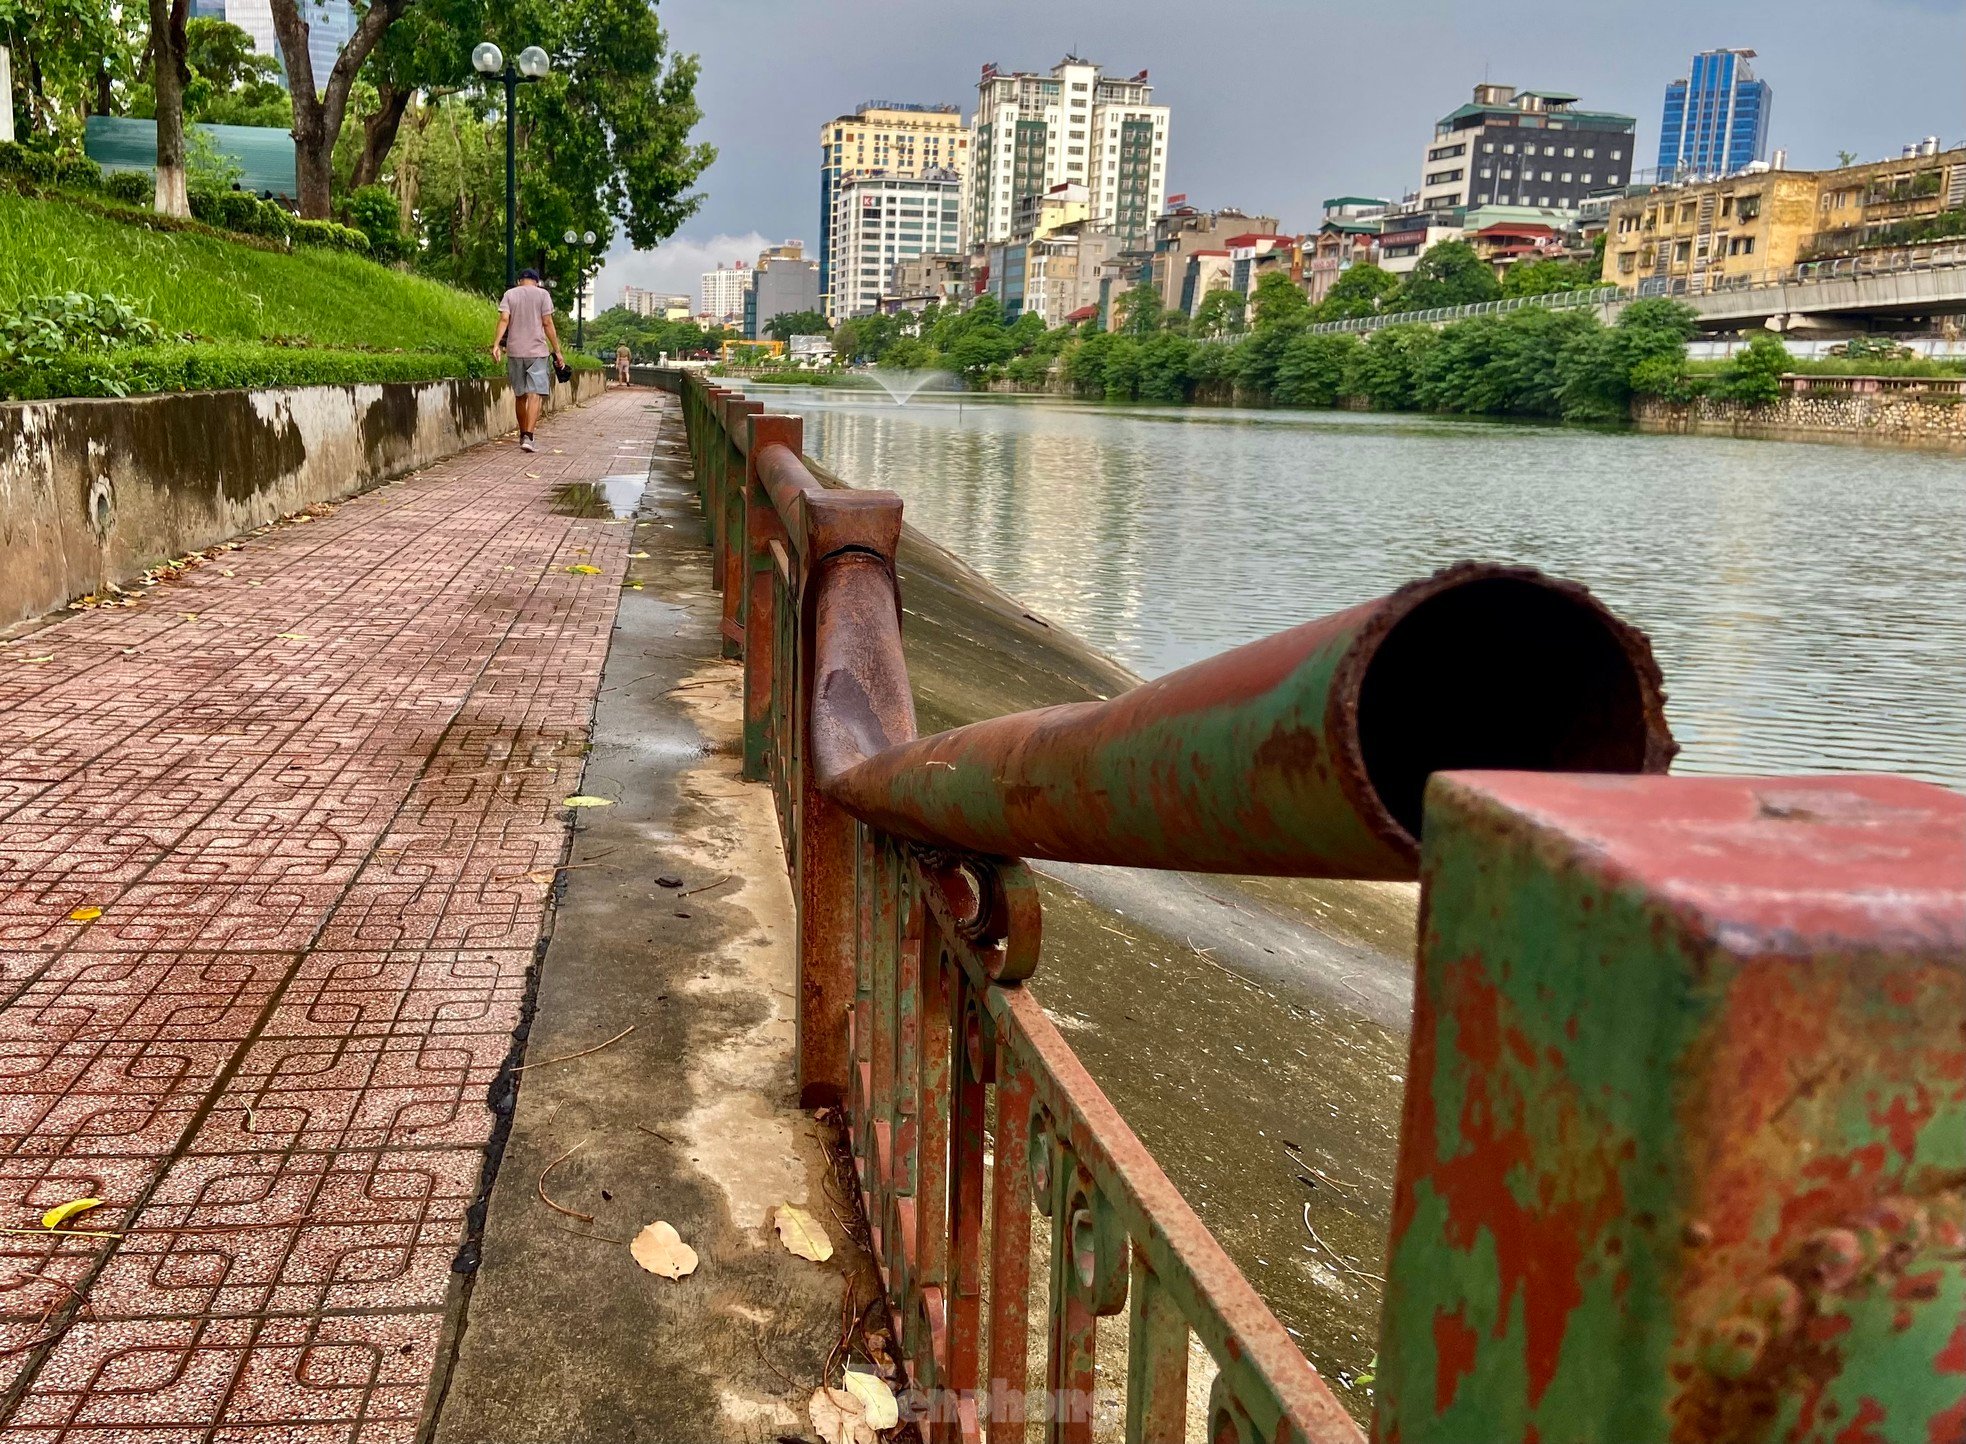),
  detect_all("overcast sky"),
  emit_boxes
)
[594,0,1965,303]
